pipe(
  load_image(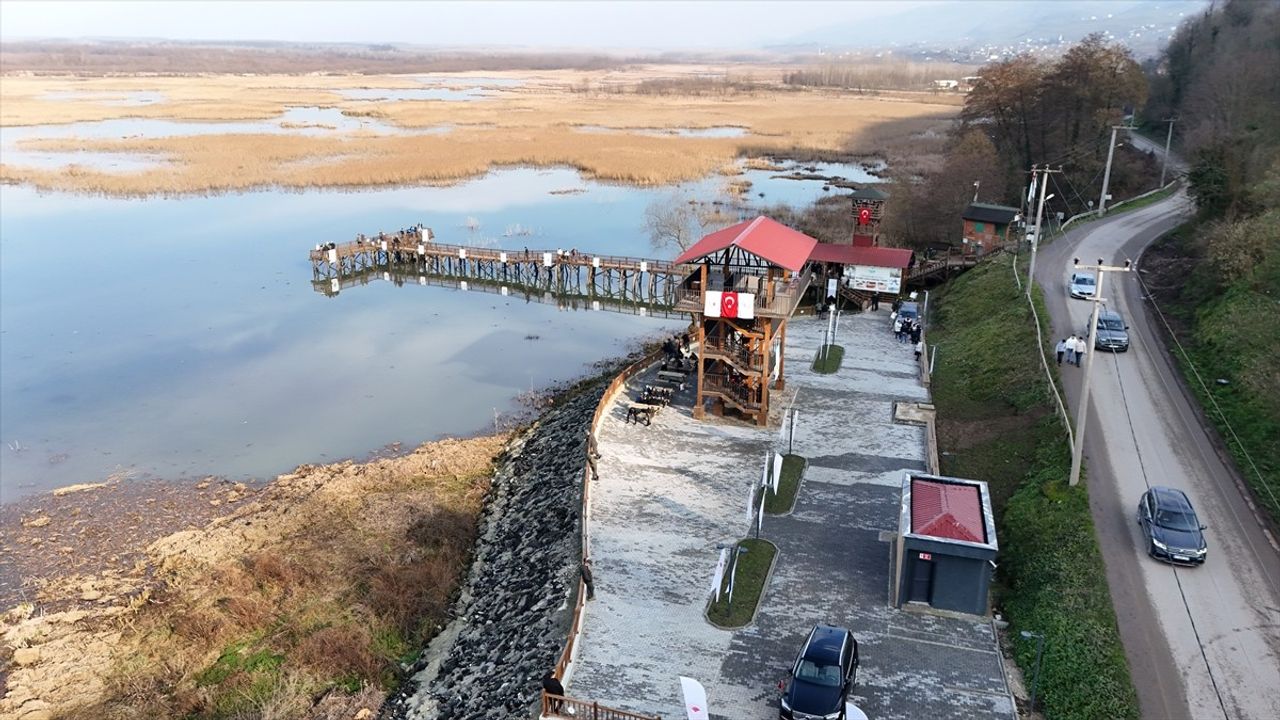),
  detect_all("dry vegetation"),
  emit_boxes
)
[0,69,959,195]
[1,434,507,720]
